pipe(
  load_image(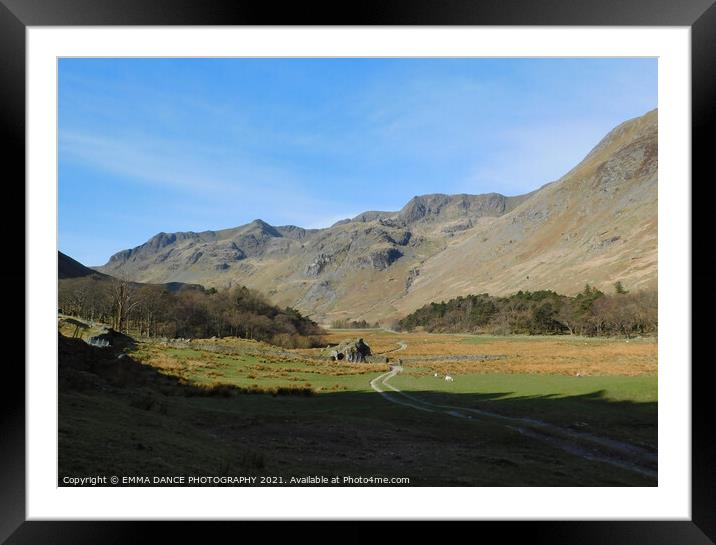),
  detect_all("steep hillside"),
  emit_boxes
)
[396,109,657,317]
[59,251,109,279]
[96,109,657,323]
[59,251,202,294]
